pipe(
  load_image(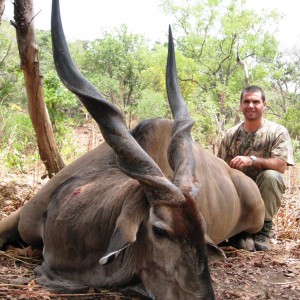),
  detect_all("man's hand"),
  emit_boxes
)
[229,156,287,173]
[229,156,253,170]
